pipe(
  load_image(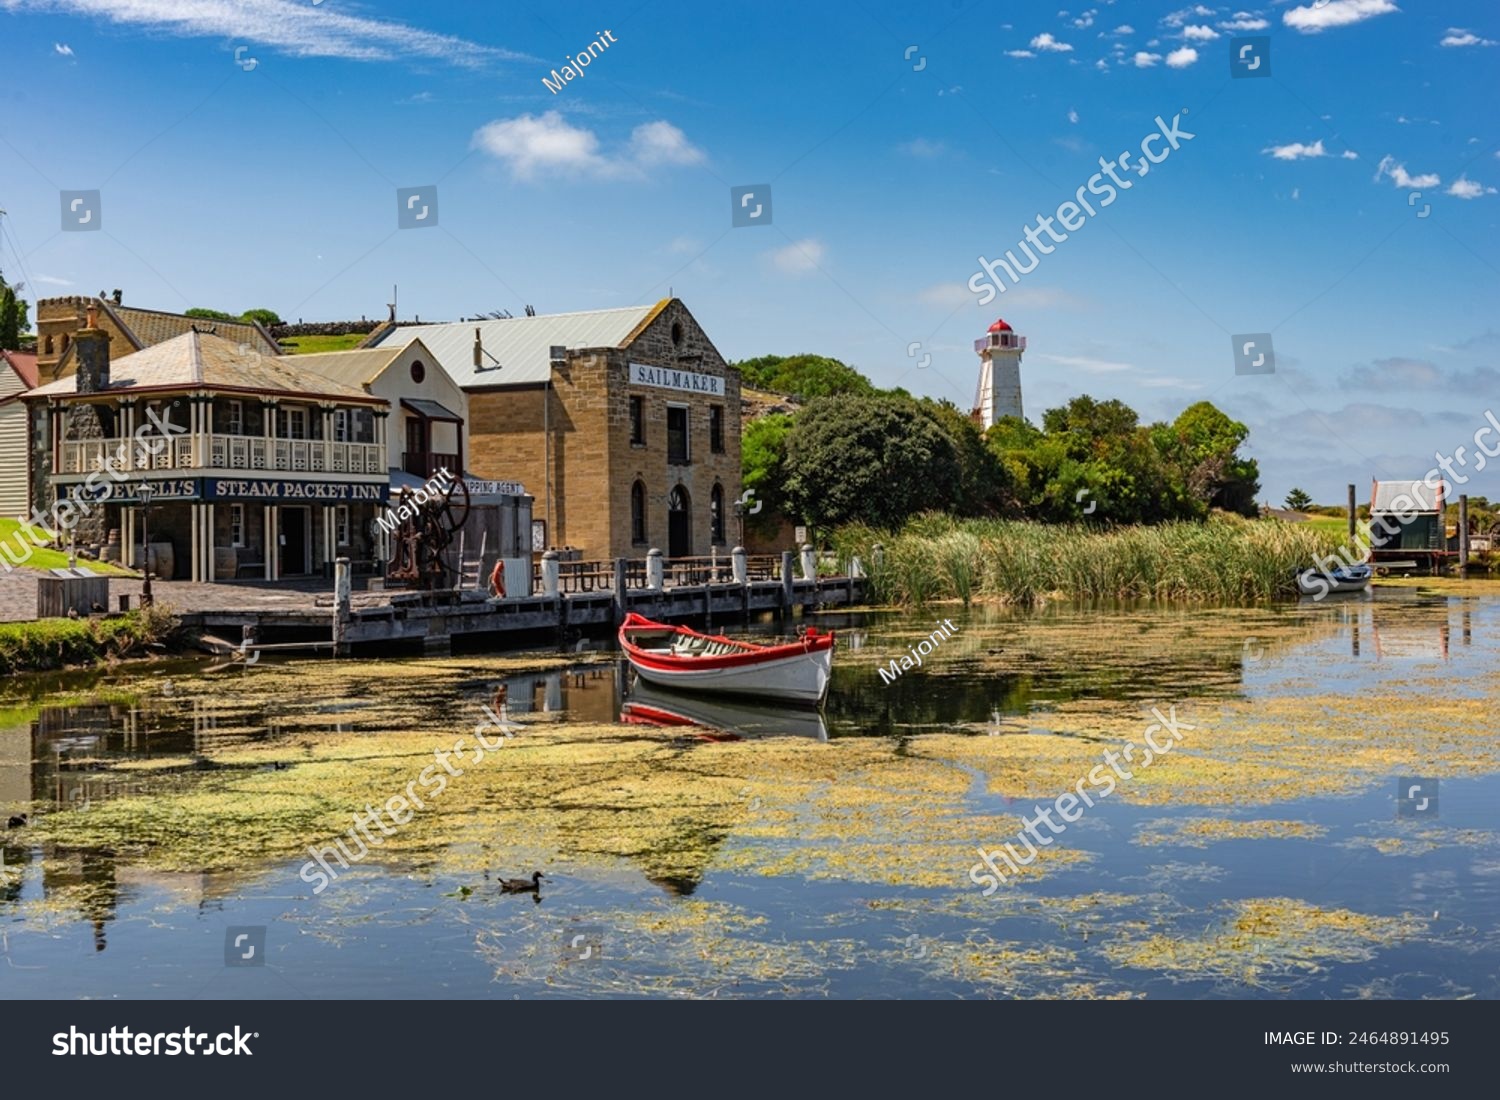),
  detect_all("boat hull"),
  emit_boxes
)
[628,645,833,704]
[618,613,835,705]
